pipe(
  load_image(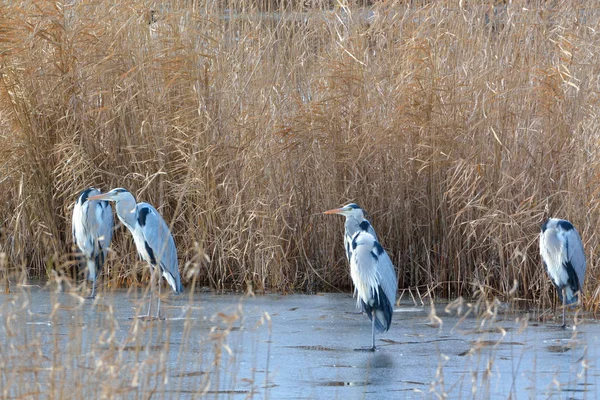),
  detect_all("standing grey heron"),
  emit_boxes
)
[325,204,397,351]
[540,218,586,328]
[72,188,114,299]
[89,188,183,319]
